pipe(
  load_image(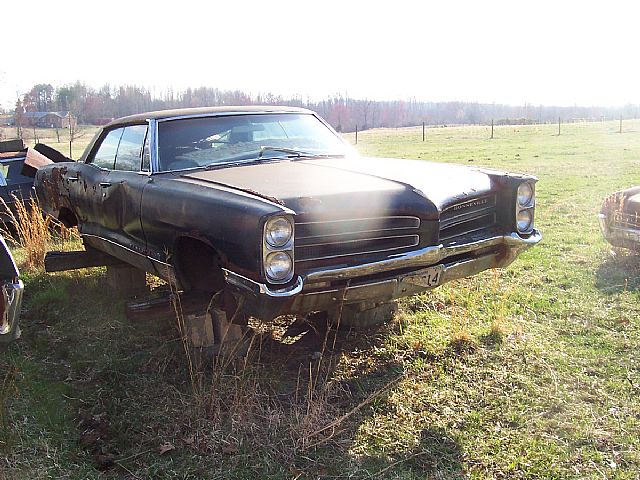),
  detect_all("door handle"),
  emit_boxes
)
[99,182,112,188]
[67,177,78,182]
